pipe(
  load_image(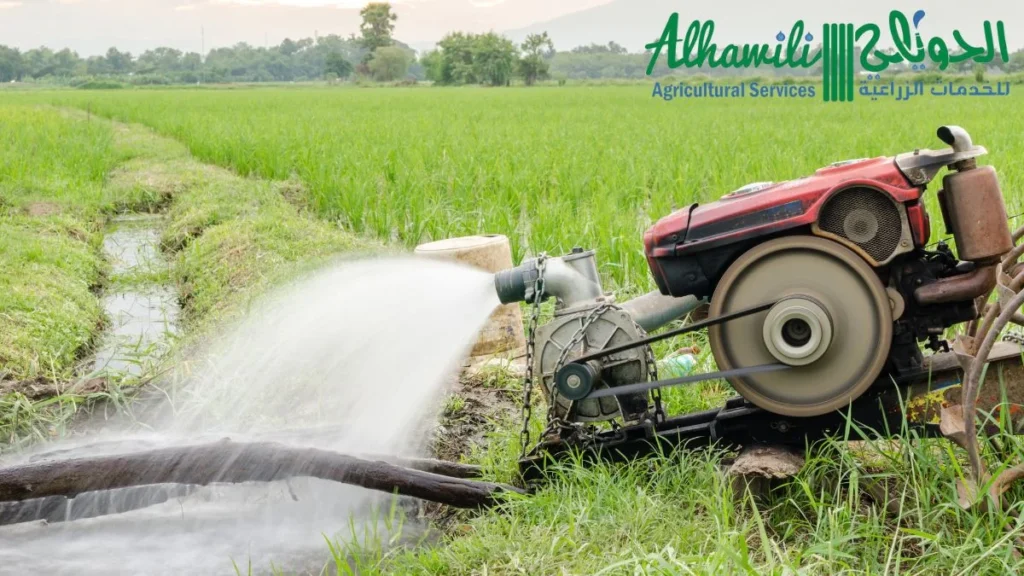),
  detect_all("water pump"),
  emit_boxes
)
[496,125,1016,437]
